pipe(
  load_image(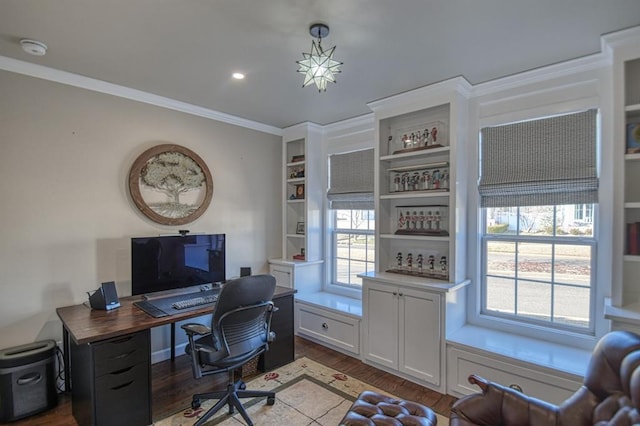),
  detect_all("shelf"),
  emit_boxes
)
[287,177,305,183]
[625,202,640,209]
[380,233,450,242]
[286,160,305,167]
[626,103,640,113]
[380,146,449,162]
[286,234,305,239]
[624,255,640,262]
[287,199,305,204]
[625,153,640,161]
[380,190,449,200]
[387,161,449,173]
